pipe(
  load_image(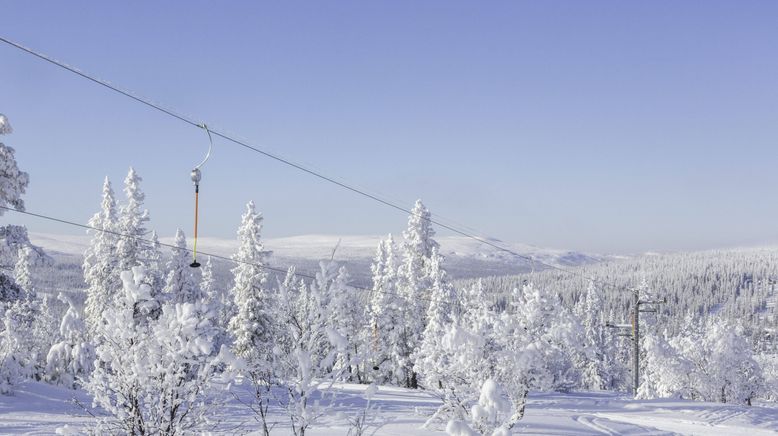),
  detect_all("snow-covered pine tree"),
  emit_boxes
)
[163,229,201,304]
[45,293,93,388]
[398,199,439,388]
[83,176,120,336]
[366,234,404,384]
[227,201,273,362]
